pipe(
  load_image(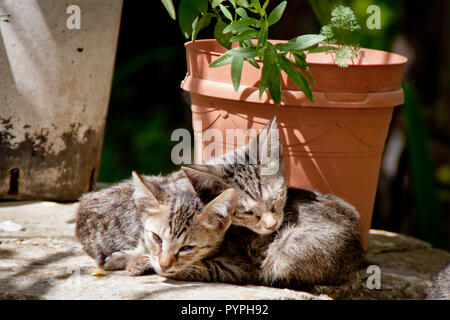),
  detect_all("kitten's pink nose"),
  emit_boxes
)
[261,215,278,231]
[159,255,175,272]
[265,223,278,231]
